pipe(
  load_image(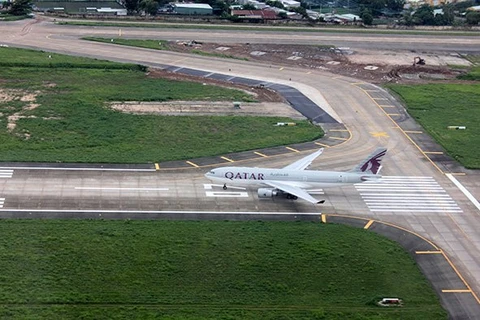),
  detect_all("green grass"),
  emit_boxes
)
[0,14,30,21]
[58,20,480,36]
[83,36,169,50]
[83,37,249,60]
[386,83,480,168]
[0,47,322,163]
[0,220,447,319]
